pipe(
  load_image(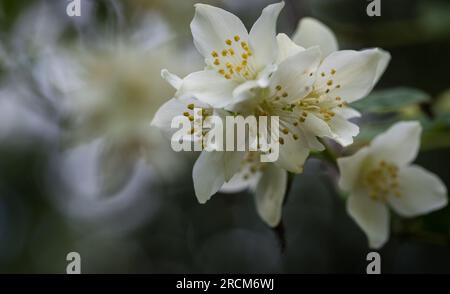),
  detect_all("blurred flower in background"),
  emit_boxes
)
[0,2,64,145]
[39,14,199,195]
